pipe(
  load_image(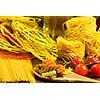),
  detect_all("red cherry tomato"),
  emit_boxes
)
[75,63,88,76]
[96,56,100,62]
[85,55,96,63]
[91,64,100,77]
[71,56,81,67]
